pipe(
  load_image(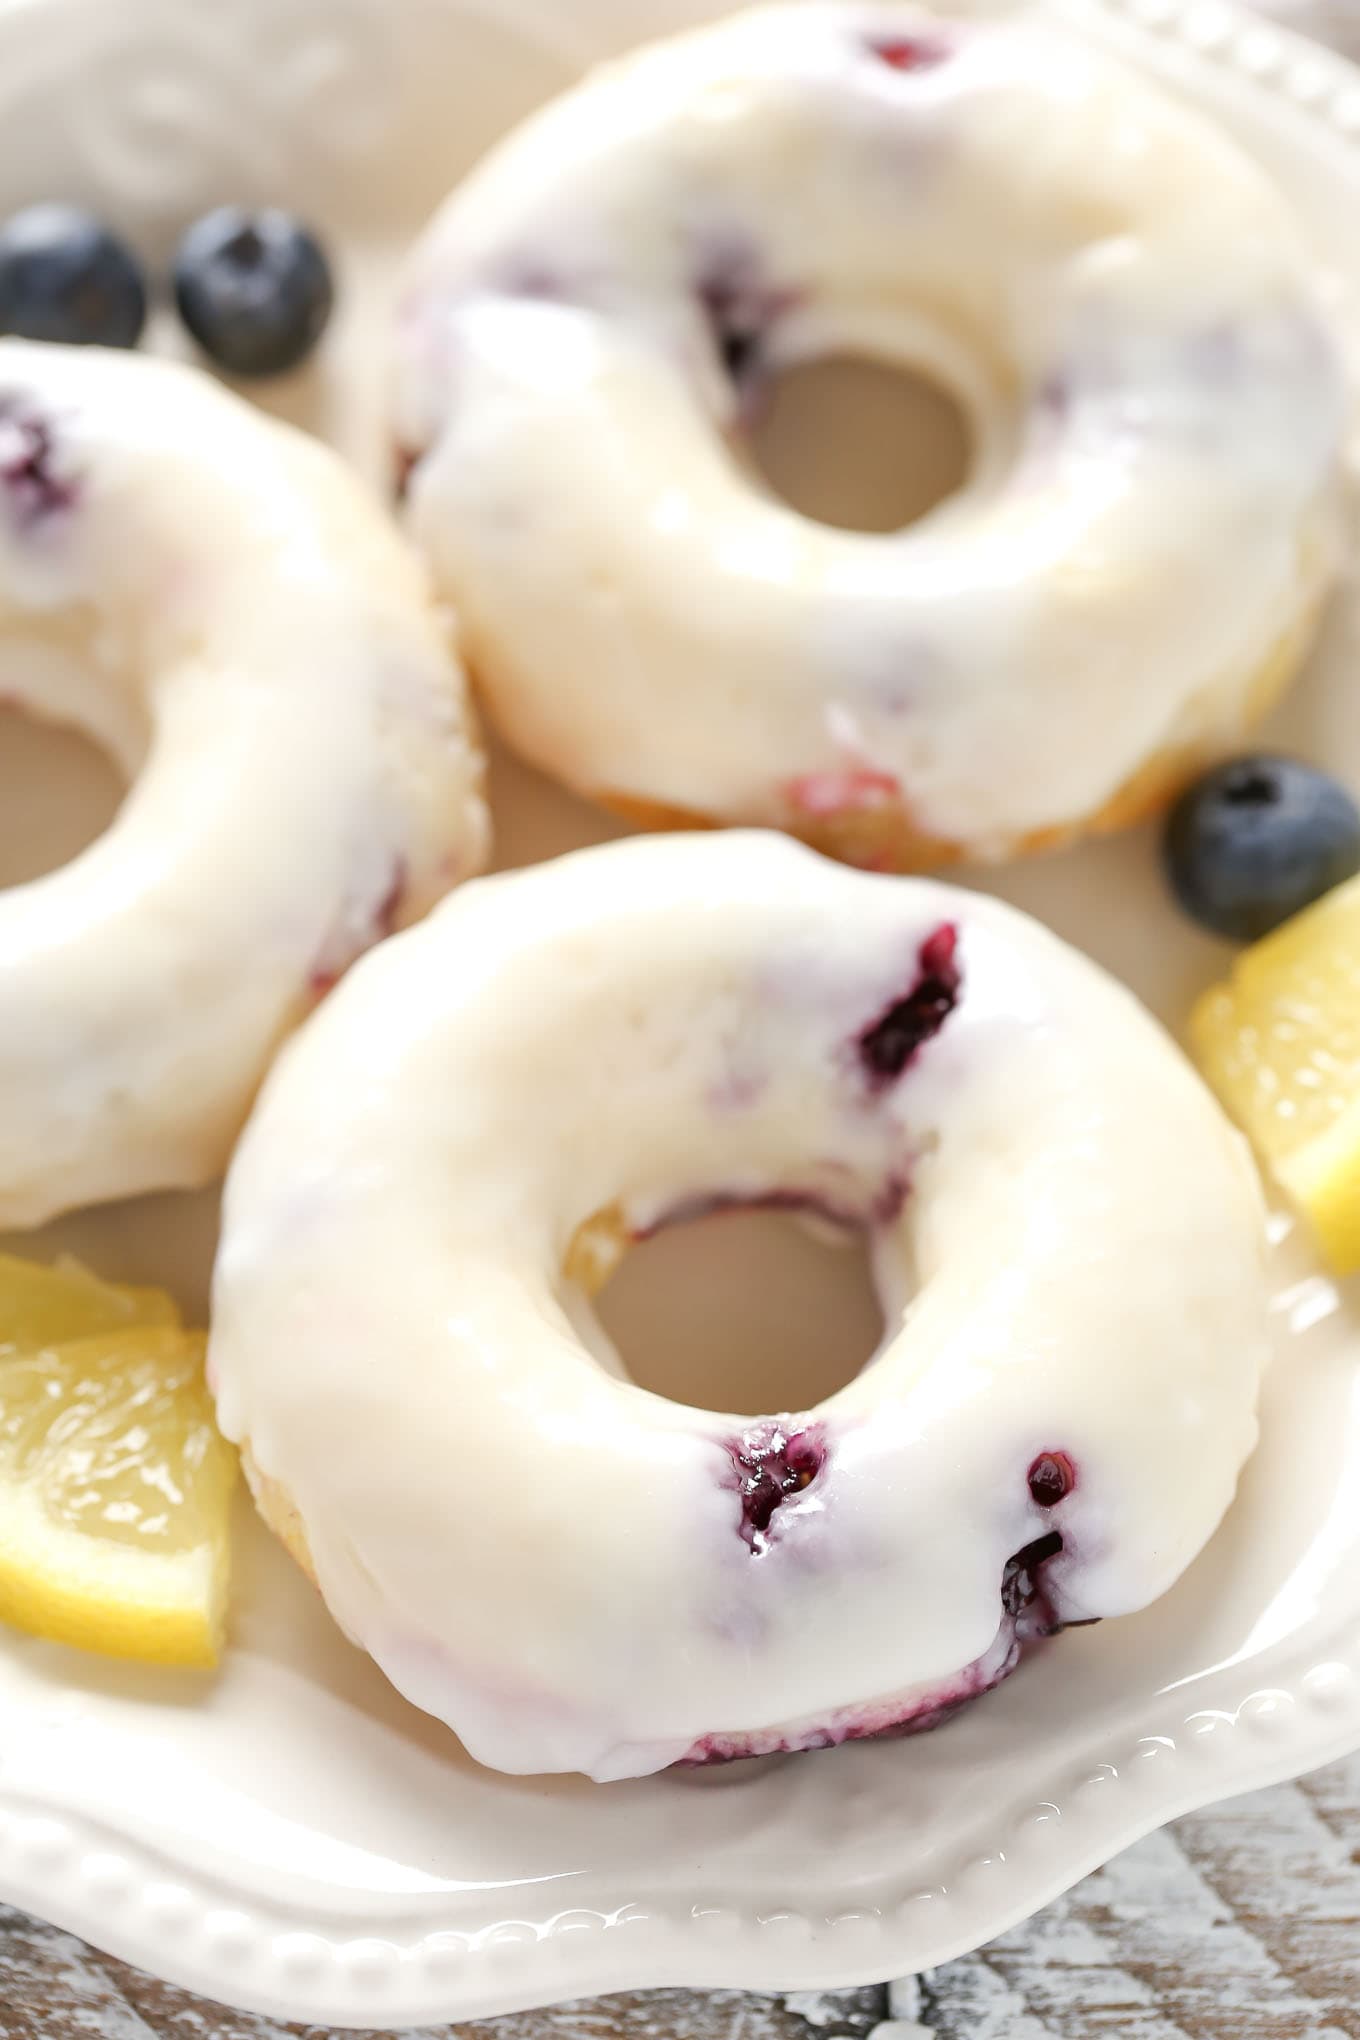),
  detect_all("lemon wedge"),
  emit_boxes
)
[1191,871,1360,1274]
[0,1258,235,1667]
[0,1250,179,1355]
